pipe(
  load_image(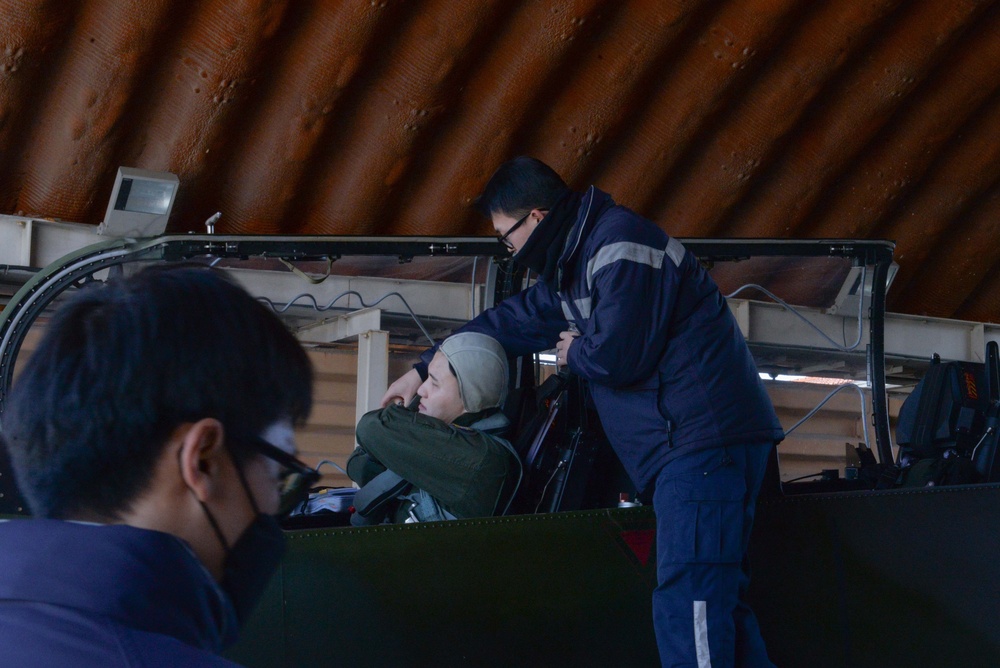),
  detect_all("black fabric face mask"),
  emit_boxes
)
[196,458,288,645]
[218,511,286,629]
[512,189,582,286]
